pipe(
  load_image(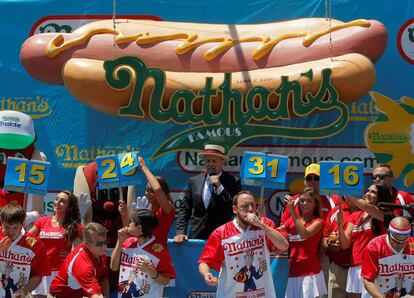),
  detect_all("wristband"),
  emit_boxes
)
[152,271,159,279]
